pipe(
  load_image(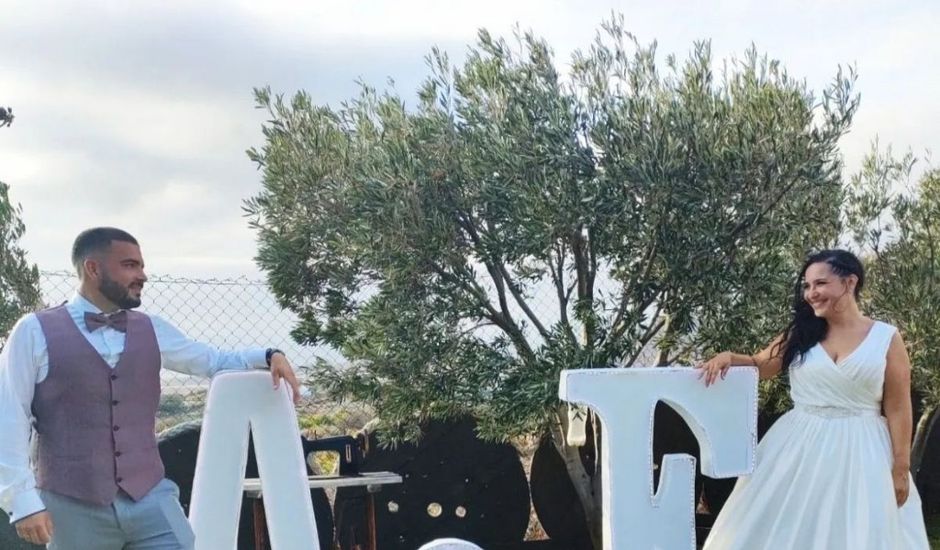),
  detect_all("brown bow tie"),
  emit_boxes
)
[84,311,128,333]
